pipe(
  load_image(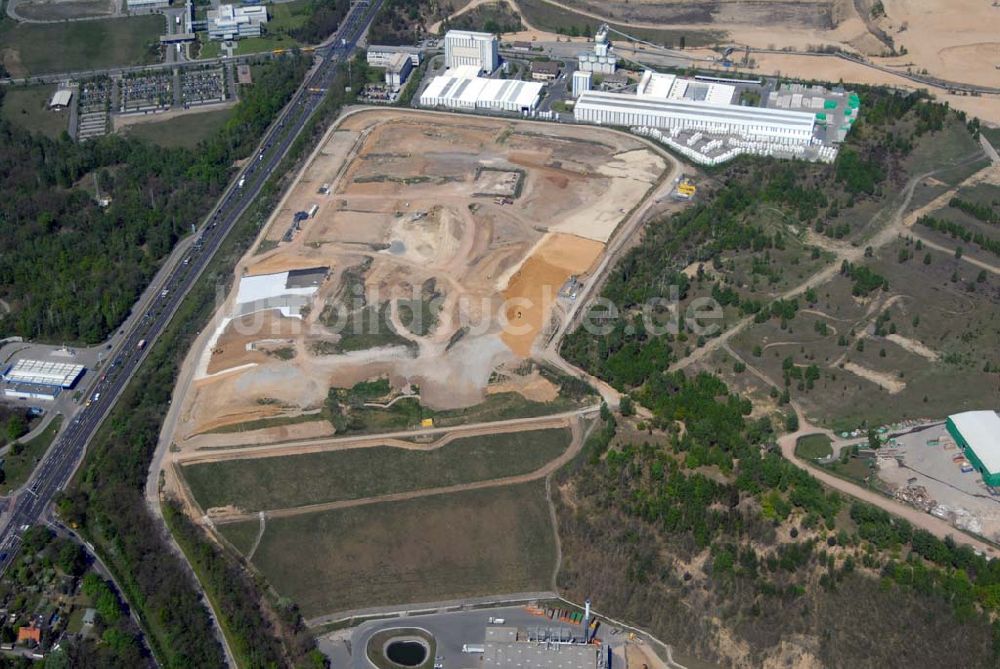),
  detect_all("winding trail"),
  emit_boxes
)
[778,408,997,556]
[719,342,998,556]
[670,152,987,374]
